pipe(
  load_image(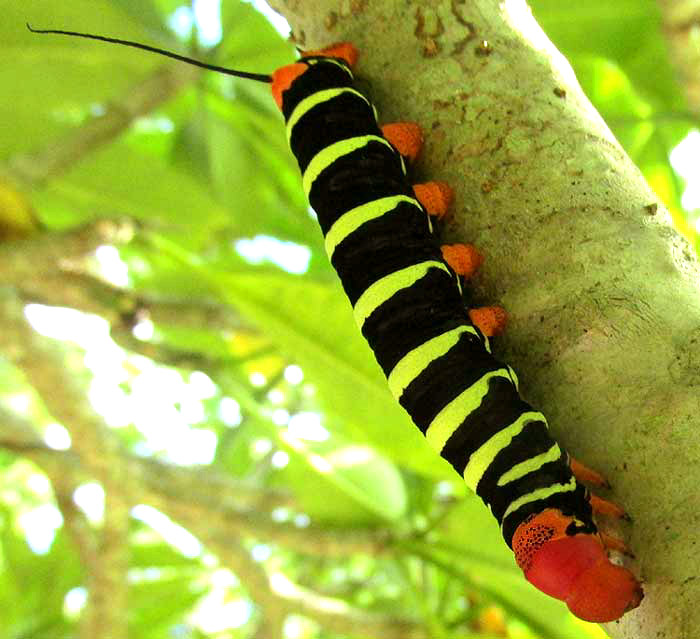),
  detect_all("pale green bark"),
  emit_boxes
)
[268,1,700,637]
